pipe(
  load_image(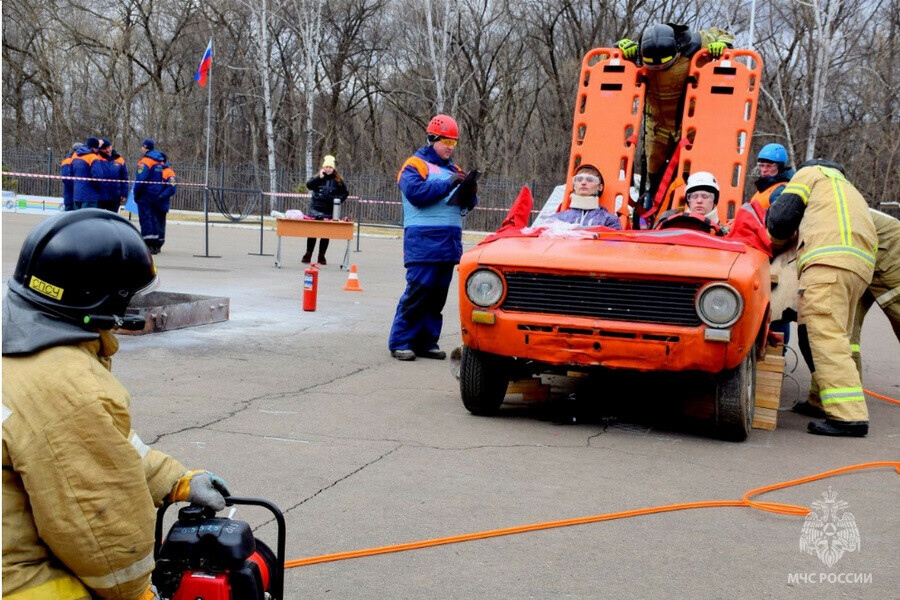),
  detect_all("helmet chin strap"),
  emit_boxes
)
[82,314,146,331]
